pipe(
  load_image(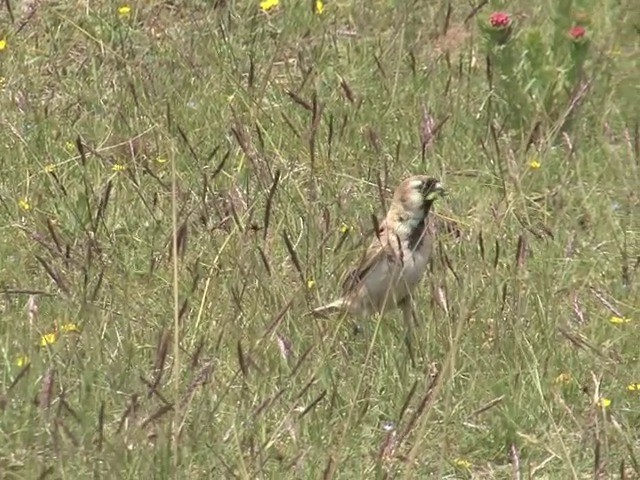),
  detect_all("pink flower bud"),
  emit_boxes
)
[569,25,586,40]
[489,12,511,28]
